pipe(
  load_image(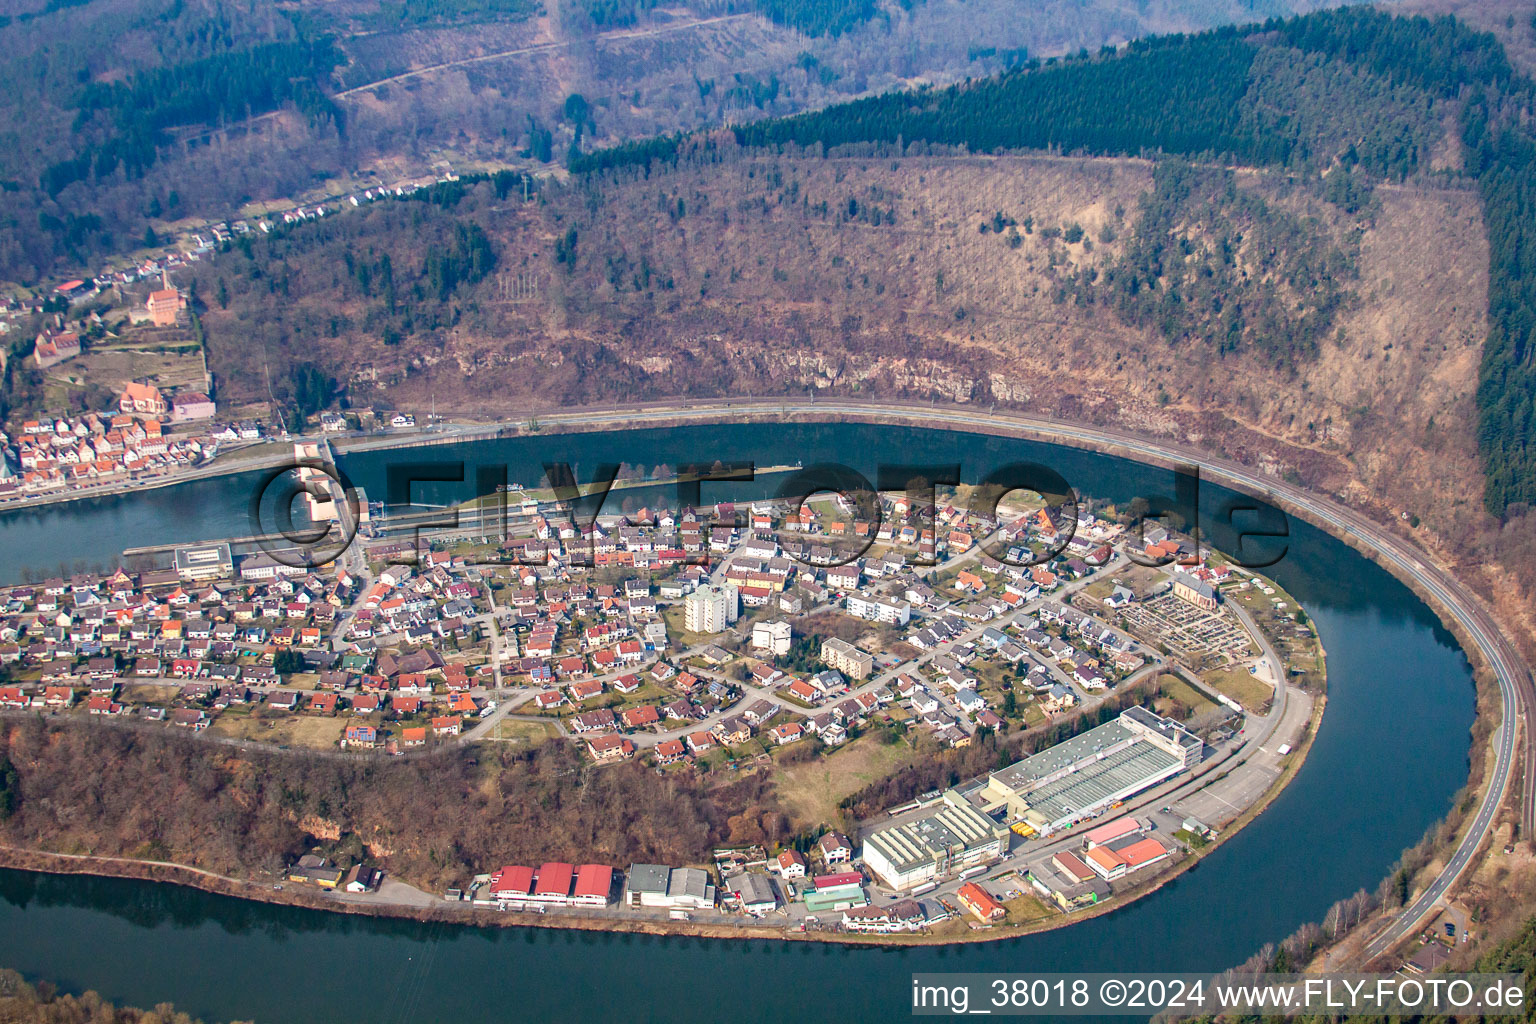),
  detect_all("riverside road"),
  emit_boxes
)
[414,396,1532,965]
